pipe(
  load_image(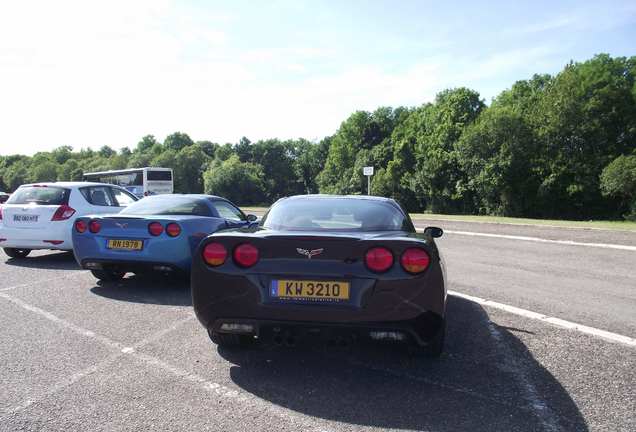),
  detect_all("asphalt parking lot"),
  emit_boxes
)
[1,222,635,431]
